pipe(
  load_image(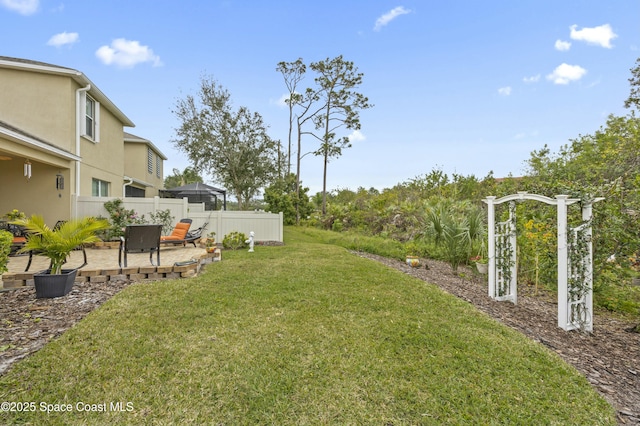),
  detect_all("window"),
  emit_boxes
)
[82,94,100,142]
[92,179,109,197]
[156,154,161,178]
[85,97,95,139]
[147,147,153,174]
[125,186,145,198]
